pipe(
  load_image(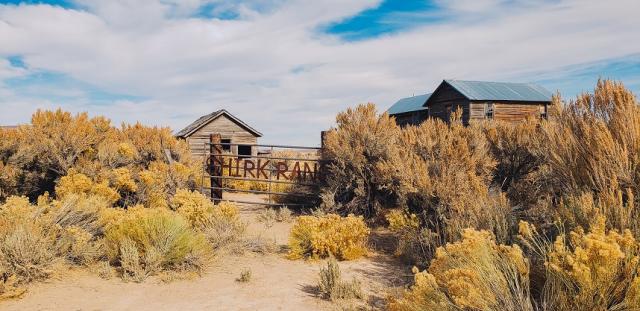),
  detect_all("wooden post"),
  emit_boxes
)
[209,133,223,204]
[320,130,327,150]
